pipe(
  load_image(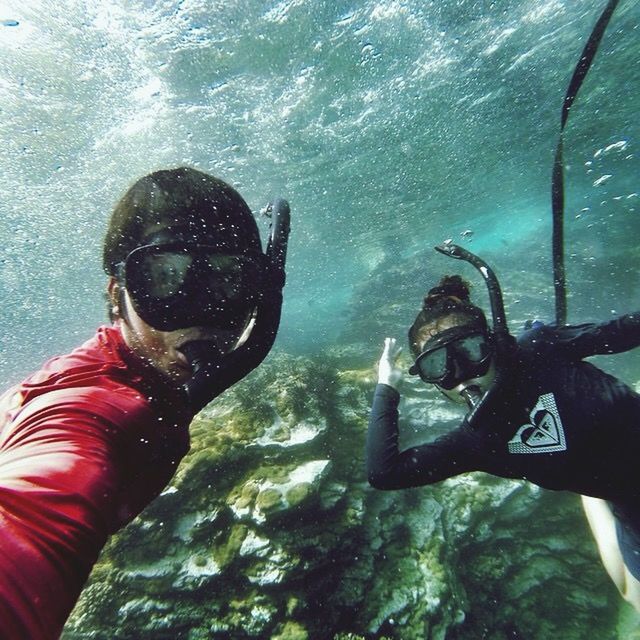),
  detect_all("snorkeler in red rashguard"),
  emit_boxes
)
[0,167,290,638]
